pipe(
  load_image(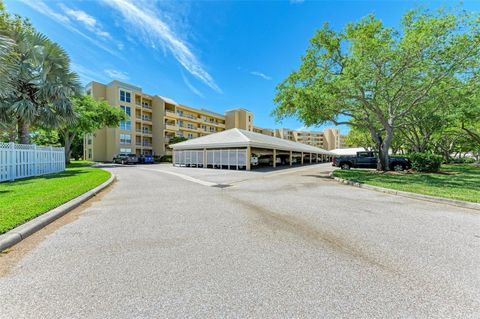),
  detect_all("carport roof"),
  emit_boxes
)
[170,128,334,154]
